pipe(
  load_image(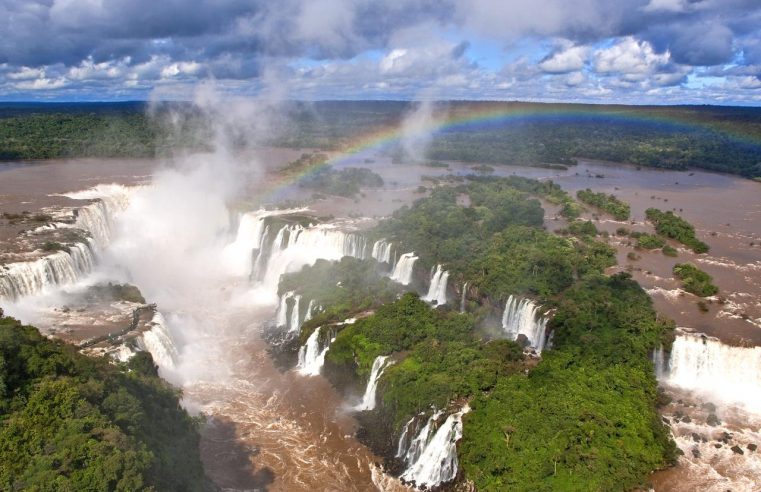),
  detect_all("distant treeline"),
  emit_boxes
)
[1,101,760,178]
